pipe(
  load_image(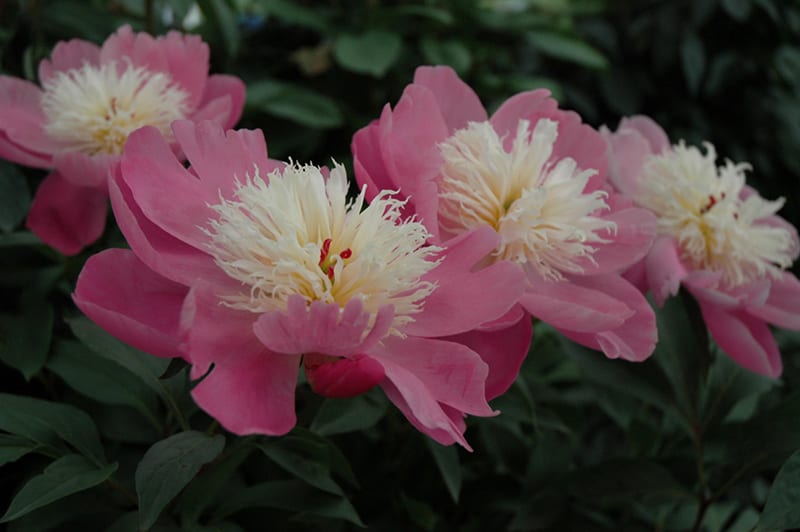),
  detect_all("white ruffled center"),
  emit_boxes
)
[637,141,794,287]
[41,61,190,156]
[438,118,615,281]
[205,162,440,335]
